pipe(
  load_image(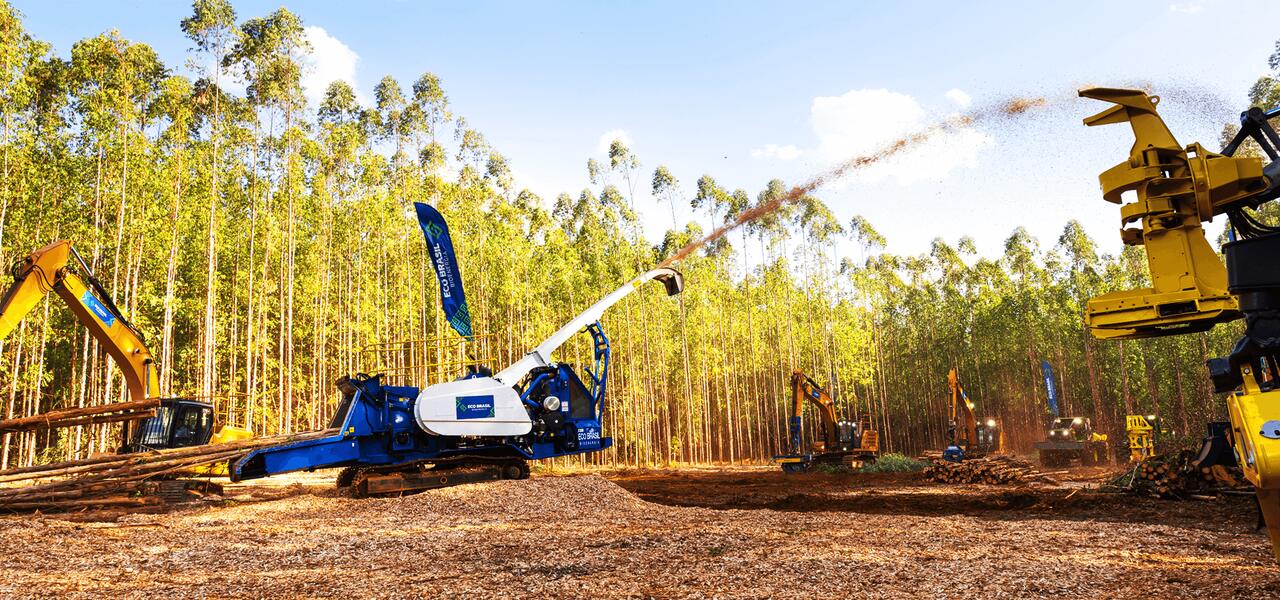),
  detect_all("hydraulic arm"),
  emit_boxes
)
[0,241,158,403]
[789,369,842,454]
[945,368,1002,456]
[947,368,978,451]
[1082,87,1280,560]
